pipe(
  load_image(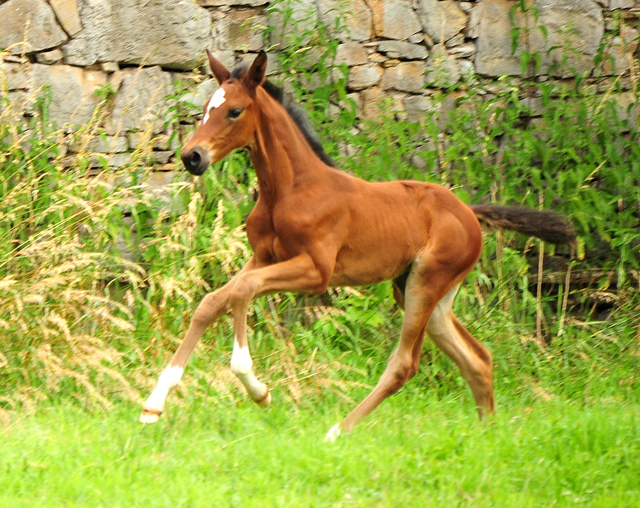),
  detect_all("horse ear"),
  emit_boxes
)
[244,51,267,95]
[207,49,230,85]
